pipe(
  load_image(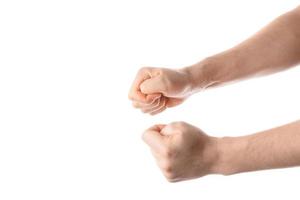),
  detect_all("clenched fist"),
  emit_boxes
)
[142,121,220,182]
[128,67,194,115]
